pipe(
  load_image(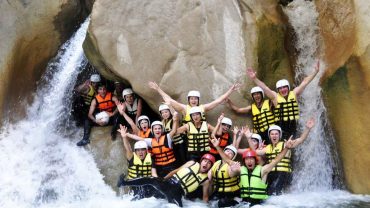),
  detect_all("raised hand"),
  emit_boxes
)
[233,126,239,135]
[217,113,225,123]
[117,102,126,114]
[246,68,257,80]
[230,161,241,172]
[242,125,252,138]
[118,124,128,138]
[306,117,315,129]
[231,83,241,91]
[148,81,159,91]
[210,135,220,148]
